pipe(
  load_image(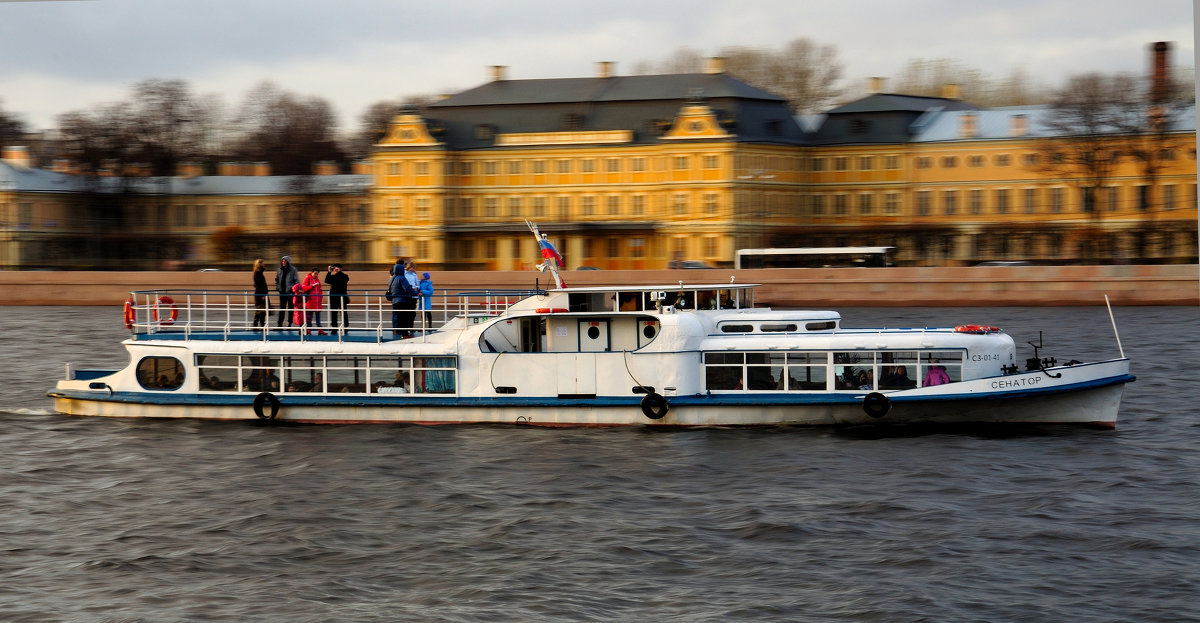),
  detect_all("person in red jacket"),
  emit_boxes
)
[301,267,325,335]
